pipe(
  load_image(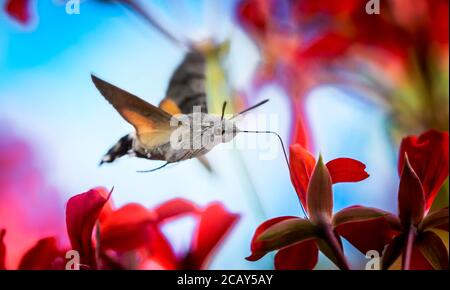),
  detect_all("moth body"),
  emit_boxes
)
[100,112,239,165]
